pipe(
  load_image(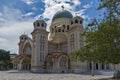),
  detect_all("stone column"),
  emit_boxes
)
[13,64,15,69]
[98,63,101,70]
[58,60,60,69]
[27,64,29,70]
[19,63,22,70]
[91,61,94,76]
[16,64,17,69]
[104,64,106,70]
